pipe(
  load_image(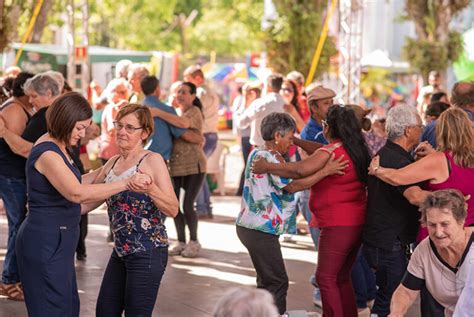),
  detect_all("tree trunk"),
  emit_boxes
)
[0,3,22,52]
[434,0,451,43]
[30,0,54,43]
